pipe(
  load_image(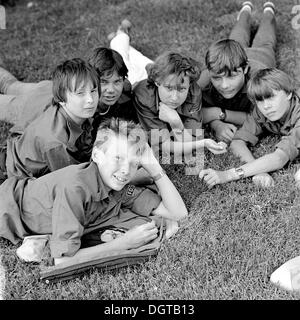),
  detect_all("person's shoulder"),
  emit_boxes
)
[32,106,69,146]
[132,79,155,106]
